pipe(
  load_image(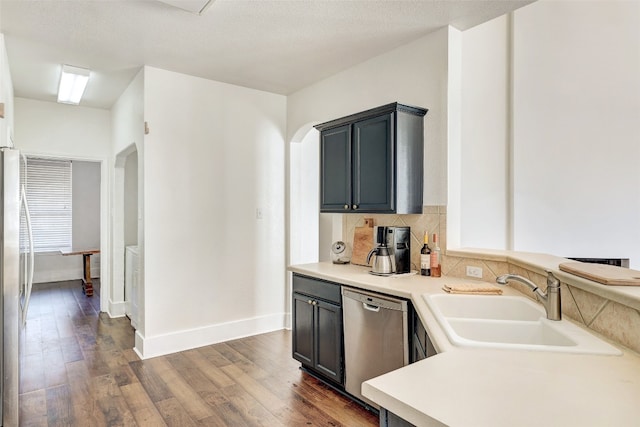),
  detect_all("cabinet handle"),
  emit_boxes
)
[352,204,358,210]
[344,204,349,210]
[312,300,318,306]
[307,300,313,305]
